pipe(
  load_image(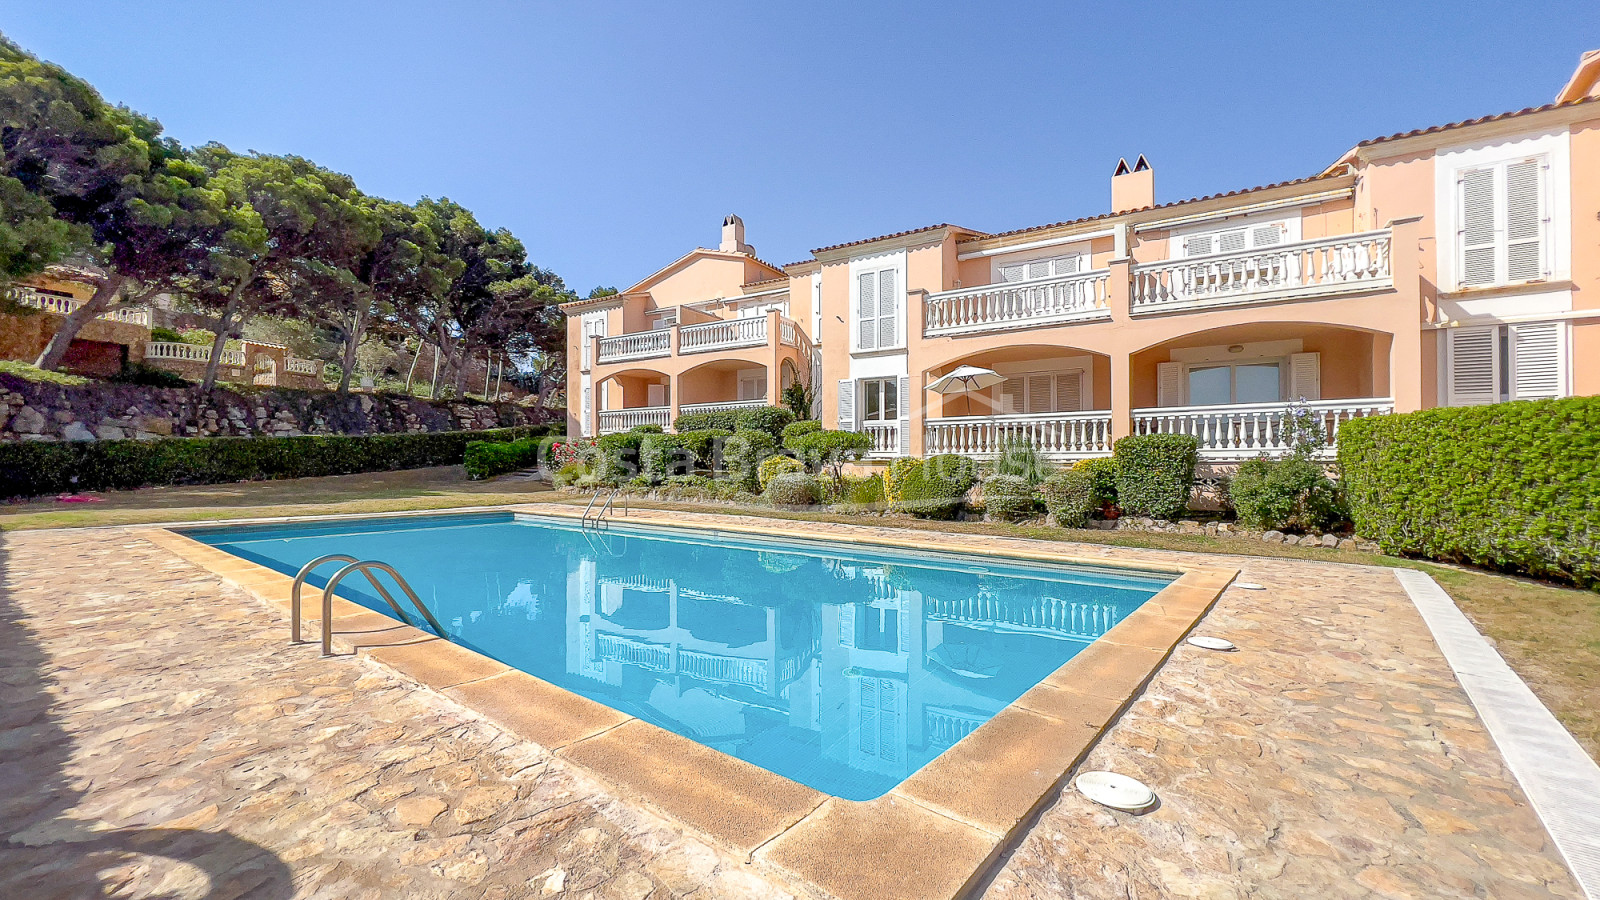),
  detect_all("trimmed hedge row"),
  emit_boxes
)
[1338,397,1599,586]
[0,425,558,499]
[1113,434,1198,520]
[672,405,795,438]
